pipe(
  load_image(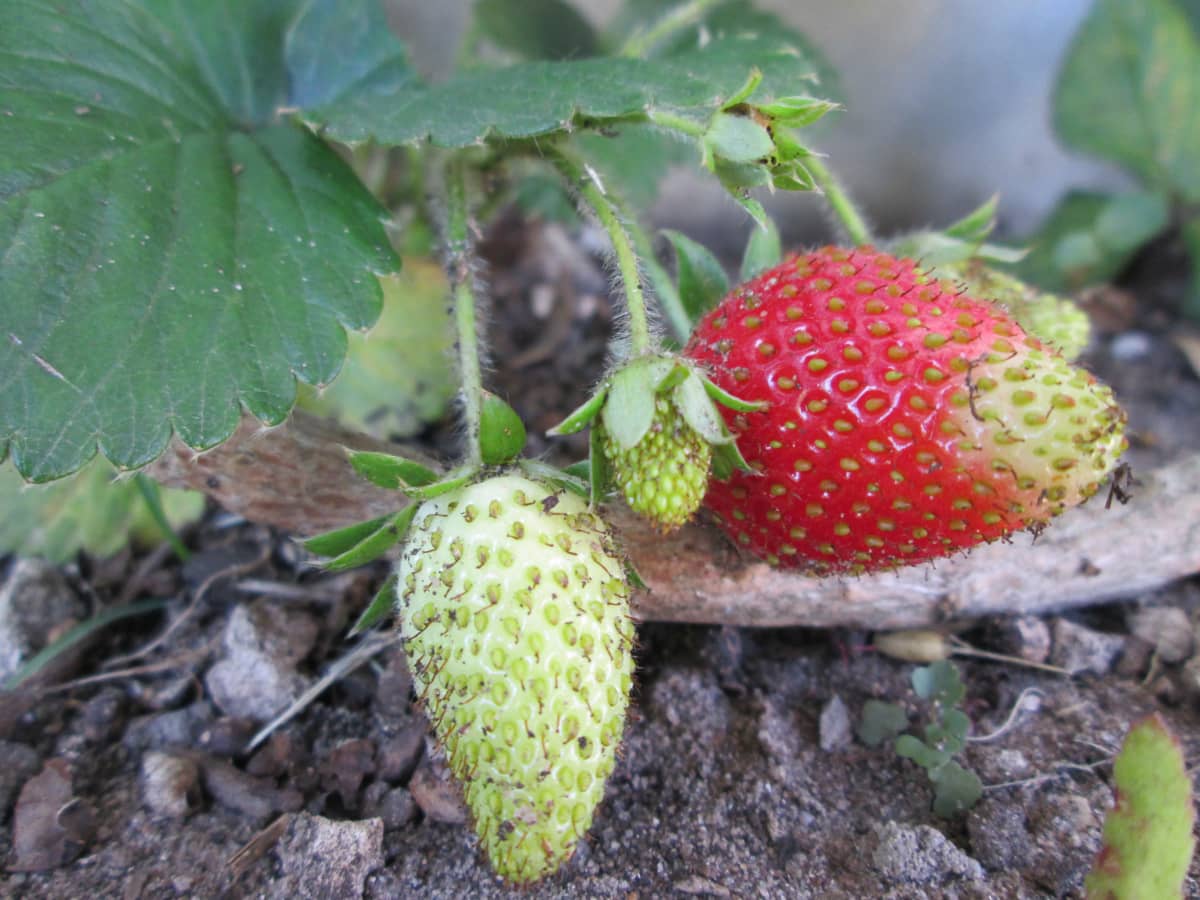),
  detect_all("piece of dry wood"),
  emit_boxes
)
[150,411,1200,629]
